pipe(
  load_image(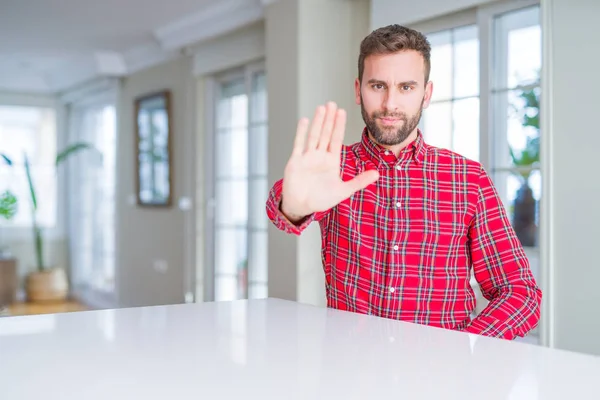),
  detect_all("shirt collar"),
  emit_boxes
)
[359,127,427,167]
